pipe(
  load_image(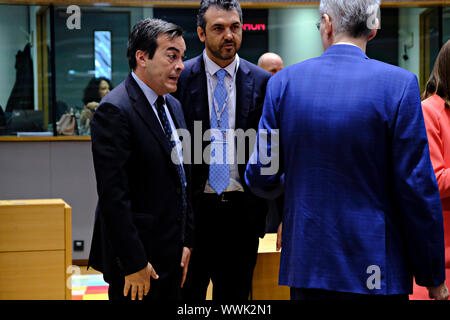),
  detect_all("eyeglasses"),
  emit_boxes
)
[316,15,323,31]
